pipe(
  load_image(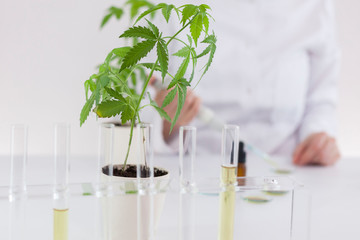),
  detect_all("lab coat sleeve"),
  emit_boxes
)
[298,0,340,142]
